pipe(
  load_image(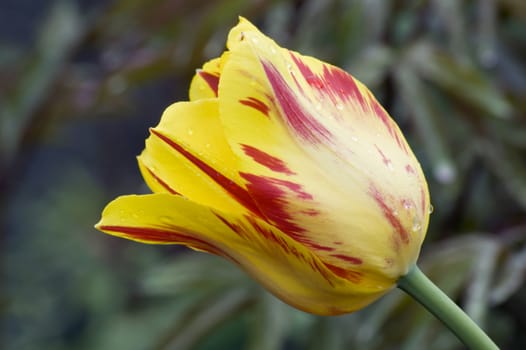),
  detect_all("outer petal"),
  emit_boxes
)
[189,53,230,101]
[218,18,430,278]
[138,98,260,216]
[95,194,392,315]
